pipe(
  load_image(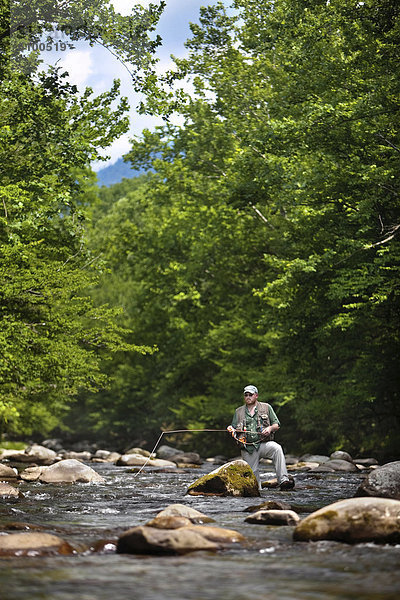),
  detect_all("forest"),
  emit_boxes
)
[1,0,399,461]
